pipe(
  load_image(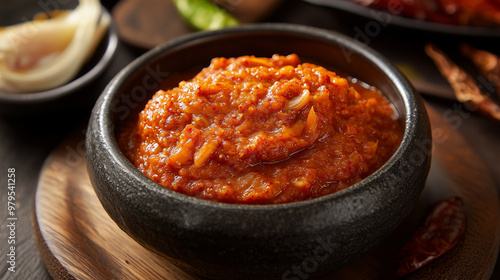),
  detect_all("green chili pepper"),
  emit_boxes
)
[172,0,240,30]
